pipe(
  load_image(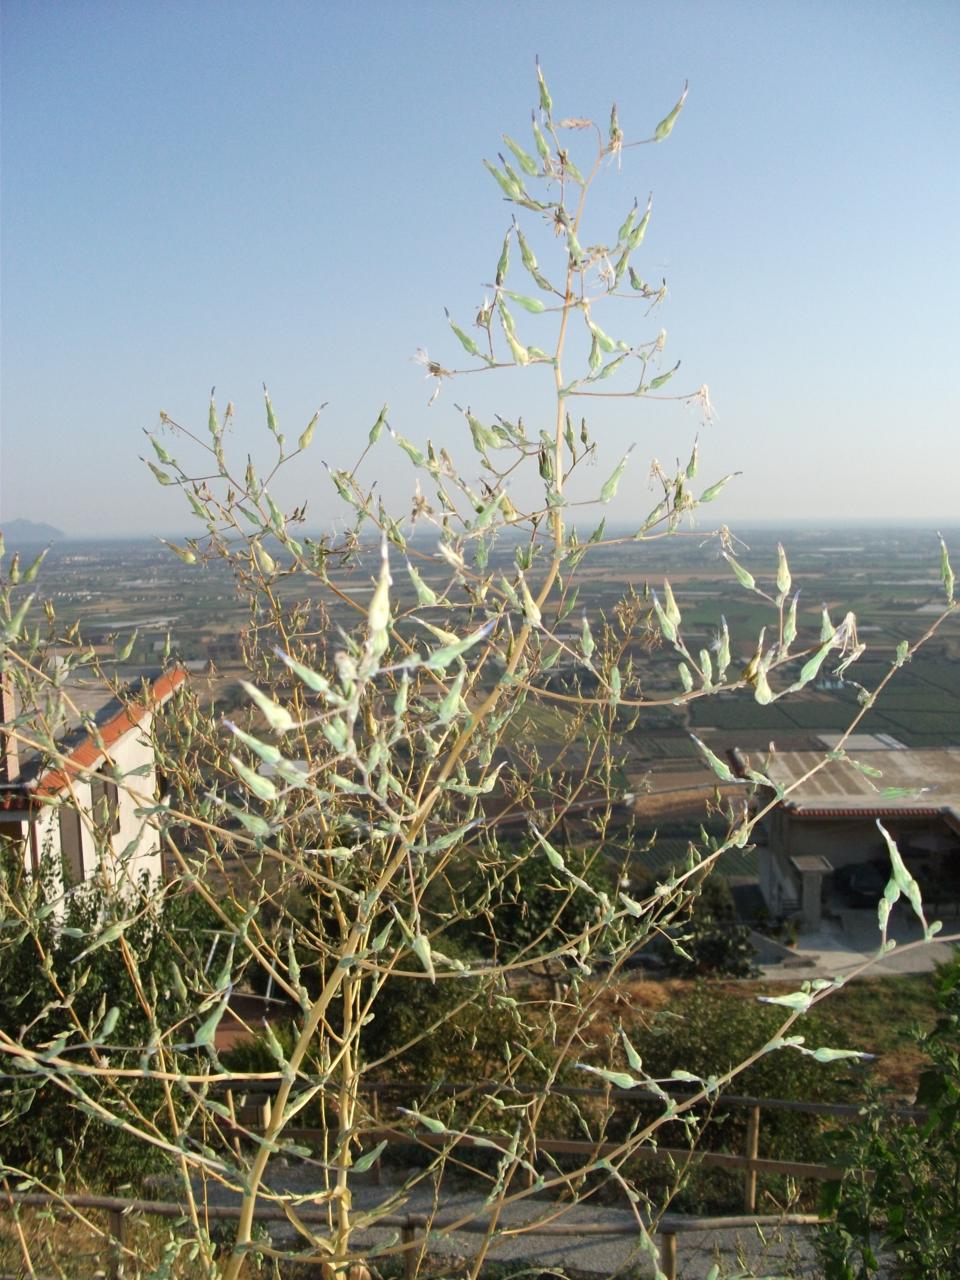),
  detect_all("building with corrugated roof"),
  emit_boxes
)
[732,744,960,929]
